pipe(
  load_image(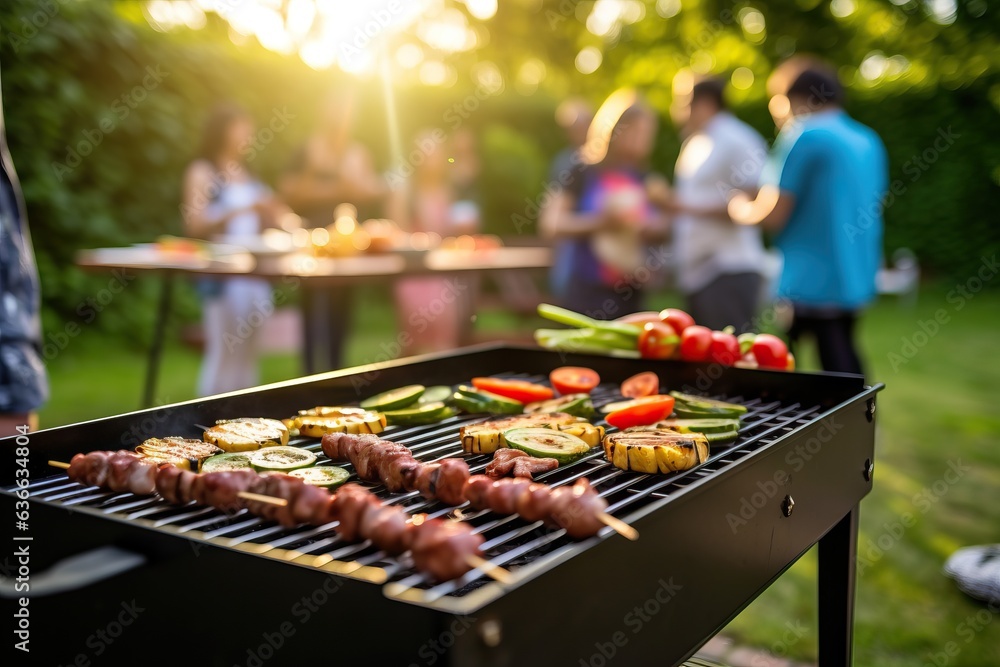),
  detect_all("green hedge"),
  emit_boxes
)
[1,0,996,348]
